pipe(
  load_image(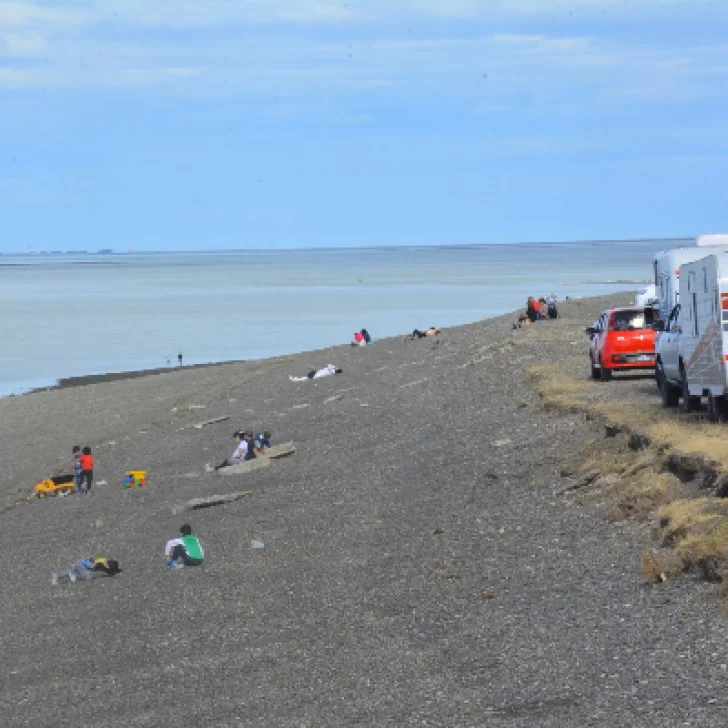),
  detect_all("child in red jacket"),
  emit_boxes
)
[79,446,95,494]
